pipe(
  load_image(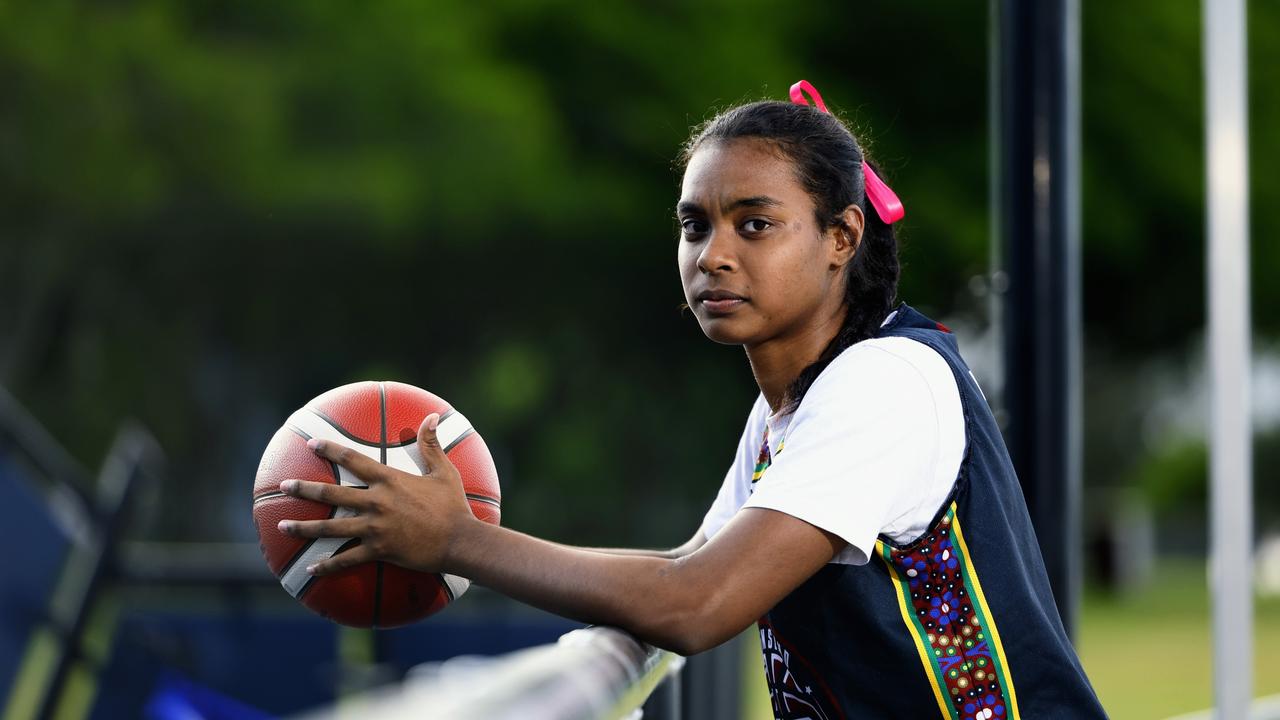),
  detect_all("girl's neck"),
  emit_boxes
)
[746,308,847,414]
